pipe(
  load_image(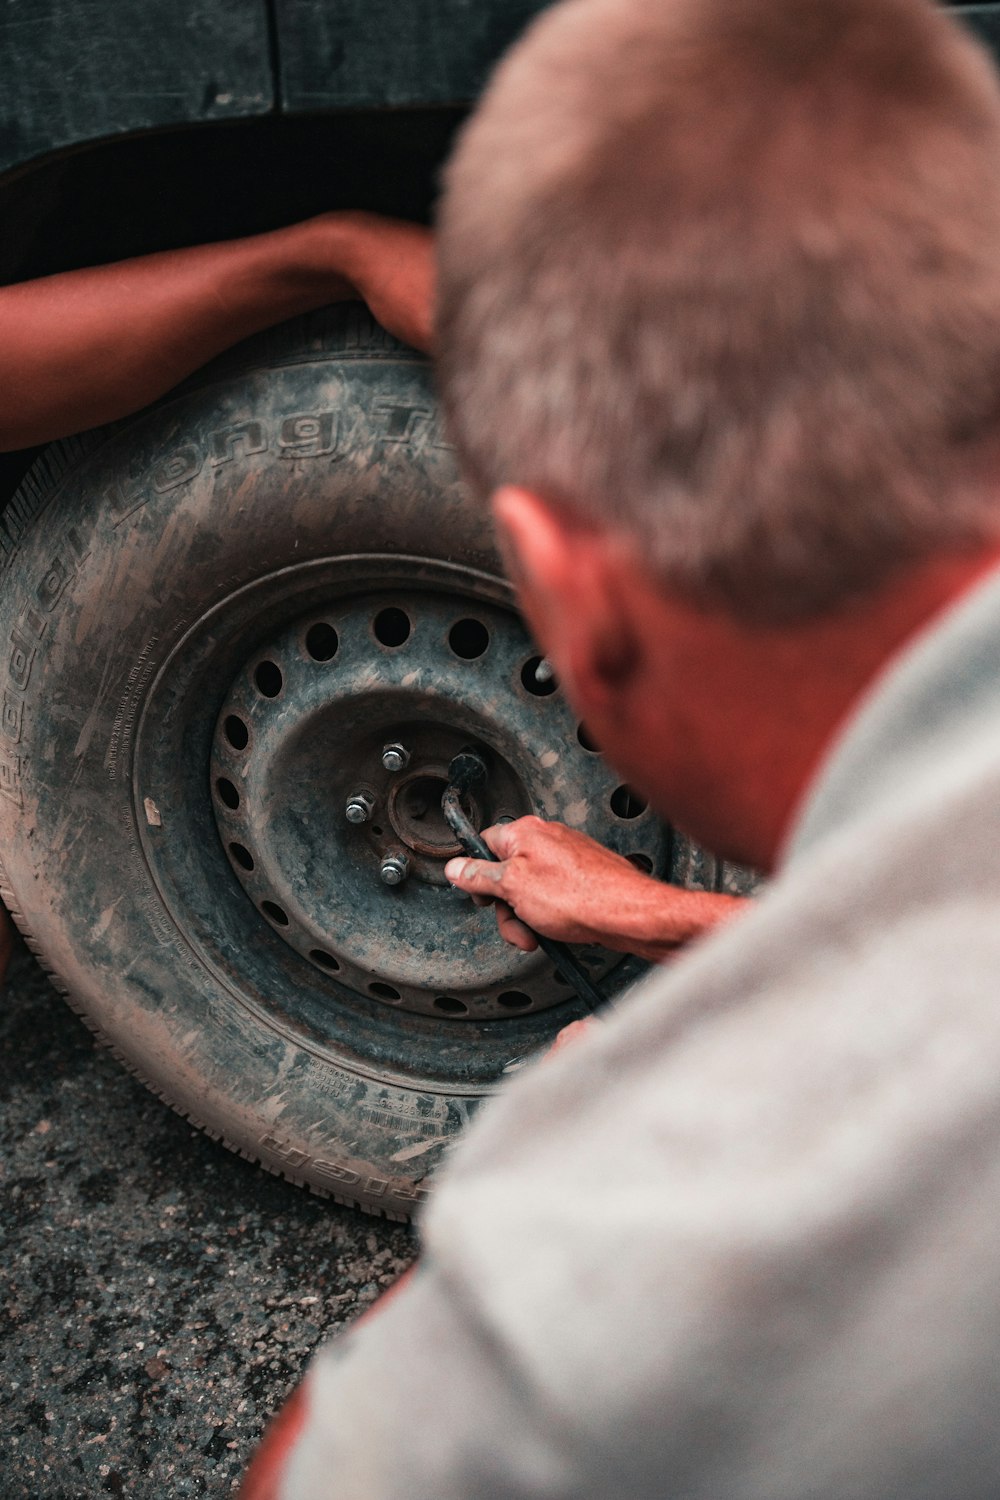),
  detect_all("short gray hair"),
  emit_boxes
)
[437,0,1000,621]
